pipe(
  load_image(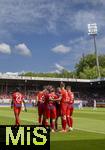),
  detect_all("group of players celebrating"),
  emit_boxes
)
[11,82,74,133]
[37,82,74,133]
